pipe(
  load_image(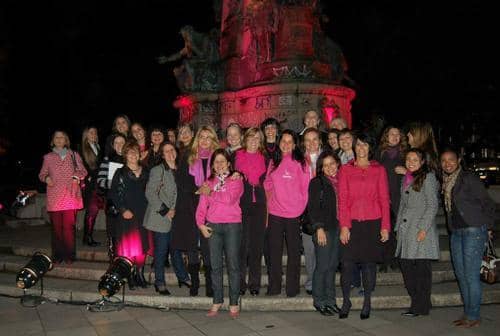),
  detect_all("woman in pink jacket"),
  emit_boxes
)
[39,130,87,264]
[264,129,310,297]
[338,132,390,319]
[196,149,244,317]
